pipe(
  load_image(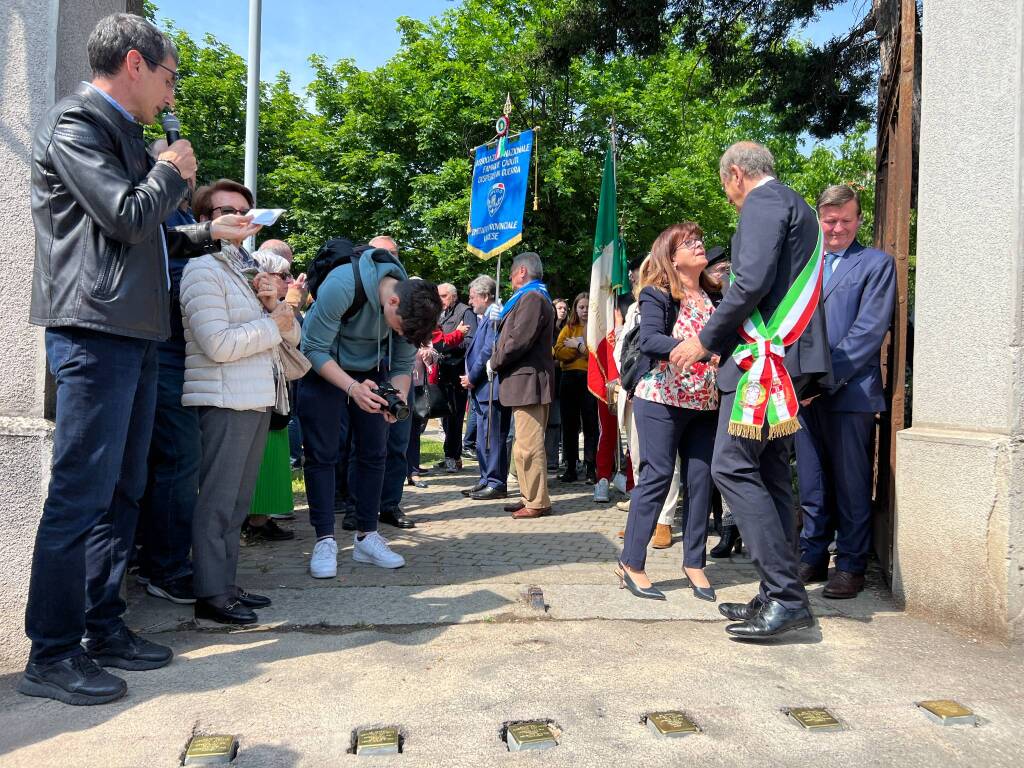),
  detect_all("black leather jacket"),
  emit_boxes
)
[30,83,215,341]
